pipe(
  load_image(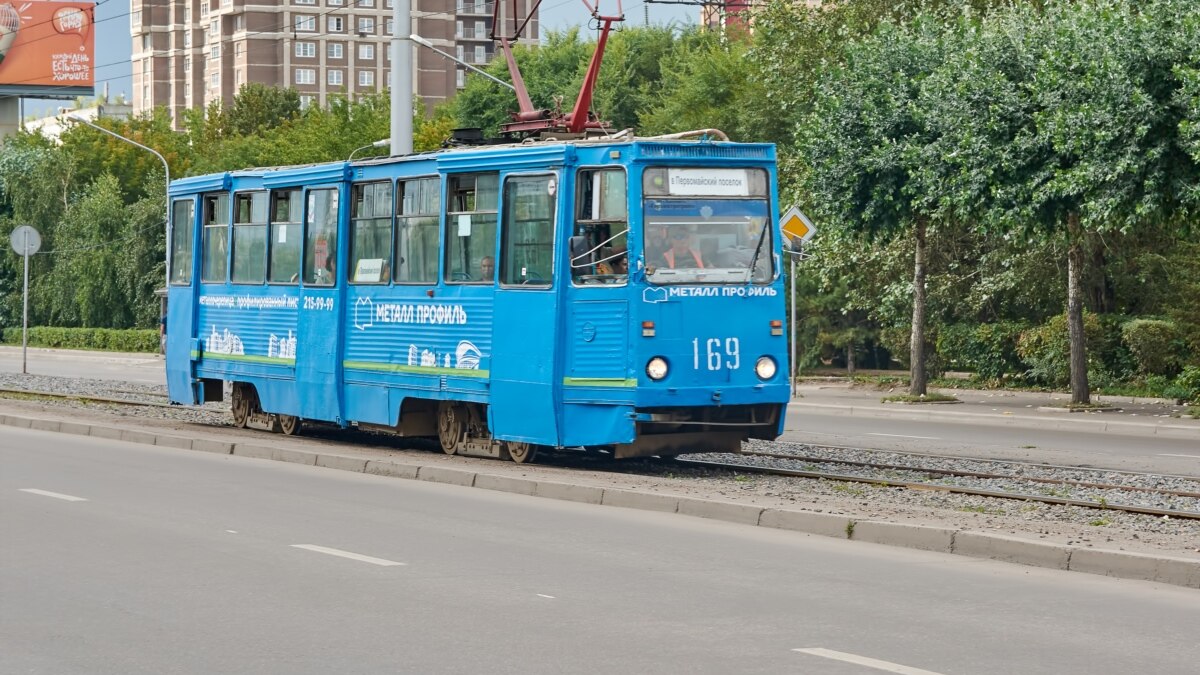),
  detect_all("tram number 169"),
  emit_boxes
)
[692,337,740,371]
